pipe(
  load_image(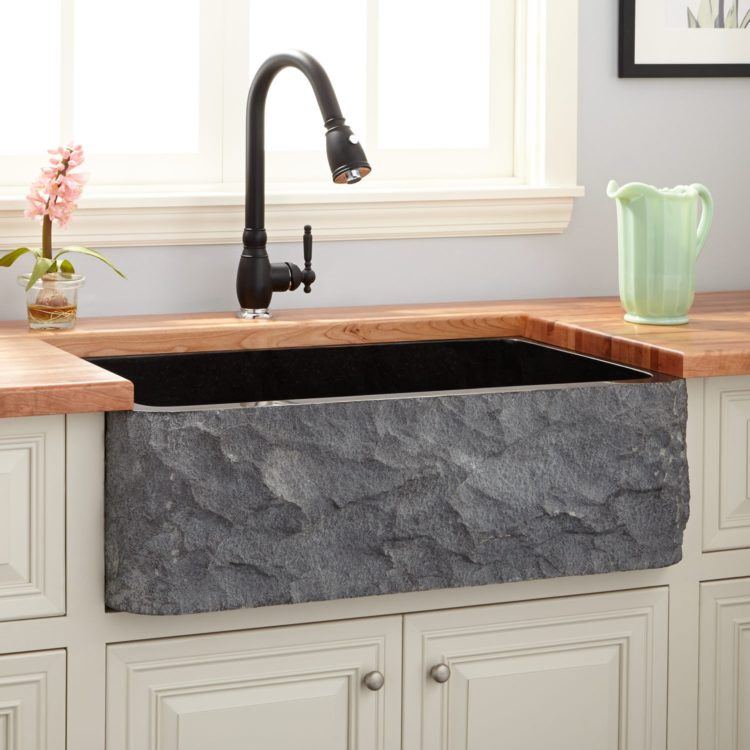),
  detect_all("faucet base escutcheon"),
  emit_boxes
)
[237,308,272,320]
